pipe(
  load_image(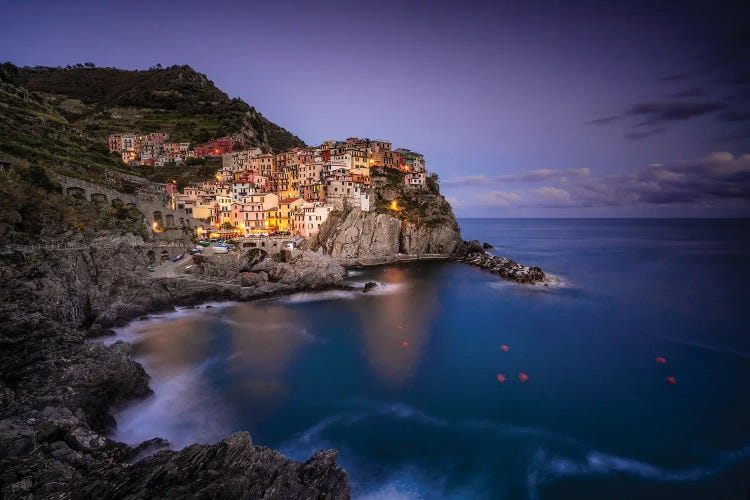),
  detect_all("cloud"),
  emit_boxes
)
[474,190,523,207]
[471,152,750,210]
[443,168,590,187]
[660,73,691,82]
[668,86,709,98]
[628,101,724,126]
[527,187,572,207]
[623,127,666,140]
[586,115,621,126]
[718,109,750,122]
